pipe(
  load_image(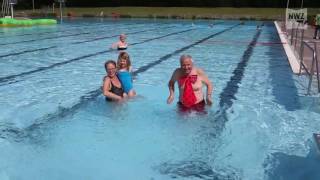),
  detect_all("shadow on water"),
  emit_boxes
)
[211,28,262,138]
[156,24,307,179]
[264,140,320,180]
[266,24,301,111]
[157,160,241,180]
[0,93,128,144]
[156,25,262,180]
